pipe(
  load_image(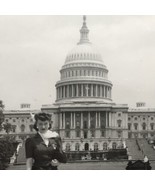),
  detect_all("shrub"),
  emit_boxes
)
[0,137,15,170]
